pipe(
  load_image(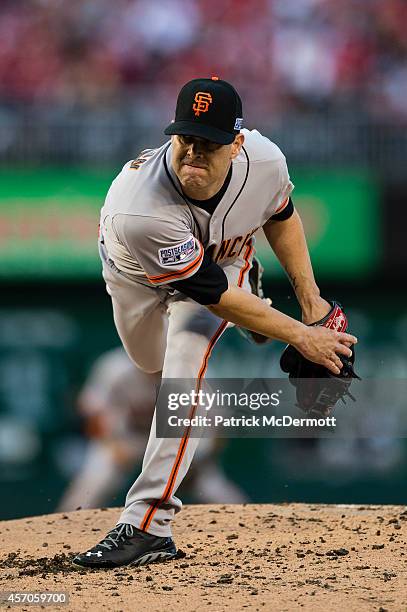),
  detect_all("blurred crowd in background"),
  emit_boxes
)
[1,0,407,121]
[1,0,407,167]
